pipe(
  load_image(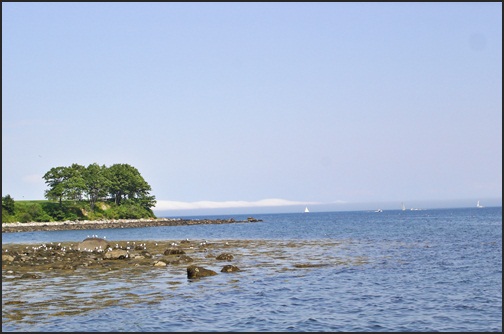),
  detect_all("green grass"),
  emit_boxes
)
[2,199,156,223]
